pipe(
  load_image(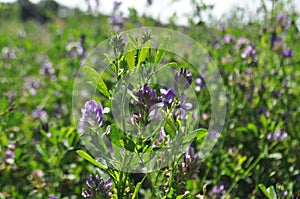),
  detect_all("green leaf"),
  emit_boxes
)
[125,43,136,70]
[155,36,170,64]
[267,186,277,199]
[132,181,142,199]
[160,62,177,69]
[81,66,110,98]
[137,40,152,69]
[123,137,136,152]
[76,150,107,170]
[258,184,270,198]
[167,187,175,198]
[127,34,138,47]
[164,116,177,138]
[183,128,208,144]
[109,125,122,147]
[247,123,258,136]
[176,192,190,199]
